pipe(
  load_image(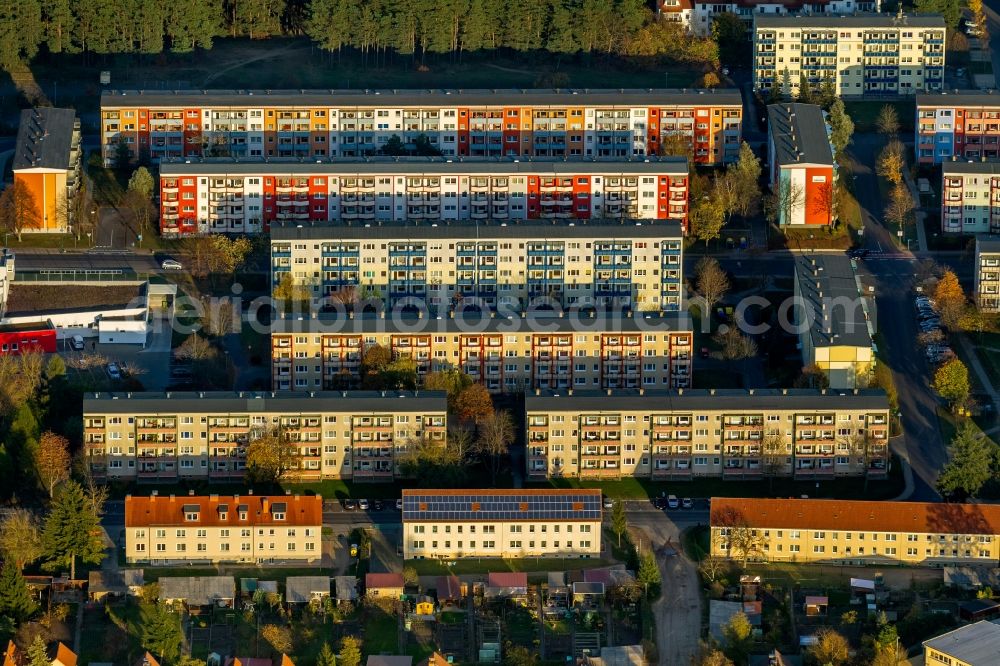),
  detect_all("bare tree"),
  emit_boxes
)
[0,181,44,240]
[761,431,788,489]
[475,410,515,485]
[694,257,730,318]
[766,179,804,226]
[842,431,882,492]
[0,509,43,570]
[715,506,767,568]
